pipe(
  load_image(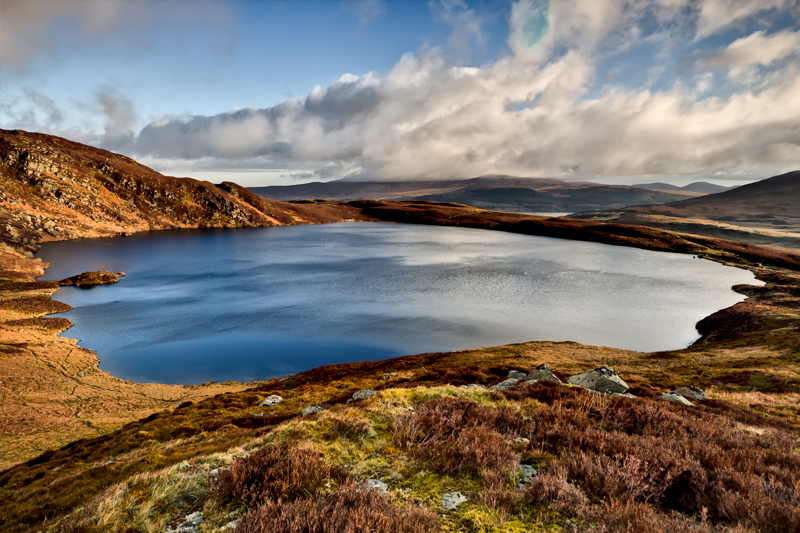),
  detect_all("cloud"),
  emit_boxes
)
[695,0,799,40]
[8,0,799,183]
[694,29,800,82]
[0,0,235,68]
[125,37,798,182]
[345,0,386,25]
[431,0,486,62]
